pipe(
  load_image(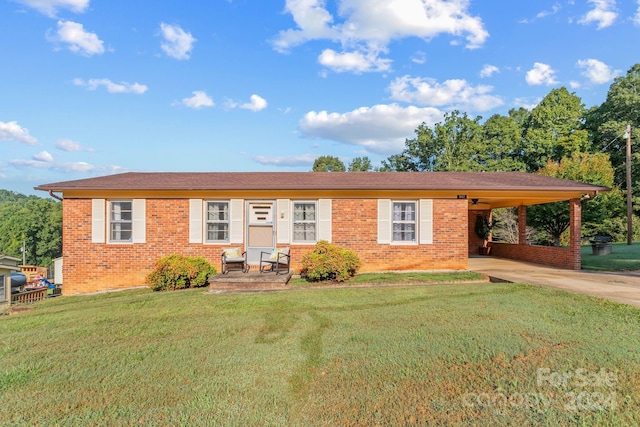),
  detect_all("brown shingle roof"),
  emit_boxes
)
[35,171,609,192]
